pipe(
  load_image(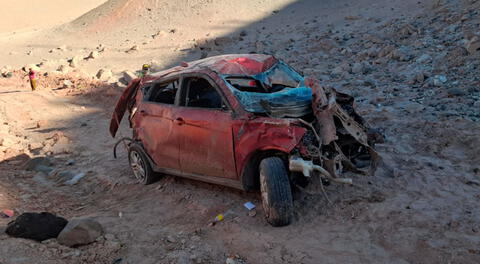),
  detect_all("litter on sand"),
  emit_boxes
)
[1,209,14,218]
[244,202,256,211]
